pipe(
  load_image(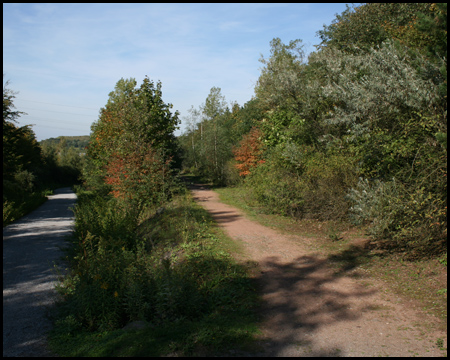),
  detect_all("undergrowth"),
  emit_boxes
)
[3,189,53,227]
[48,186,260,356]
